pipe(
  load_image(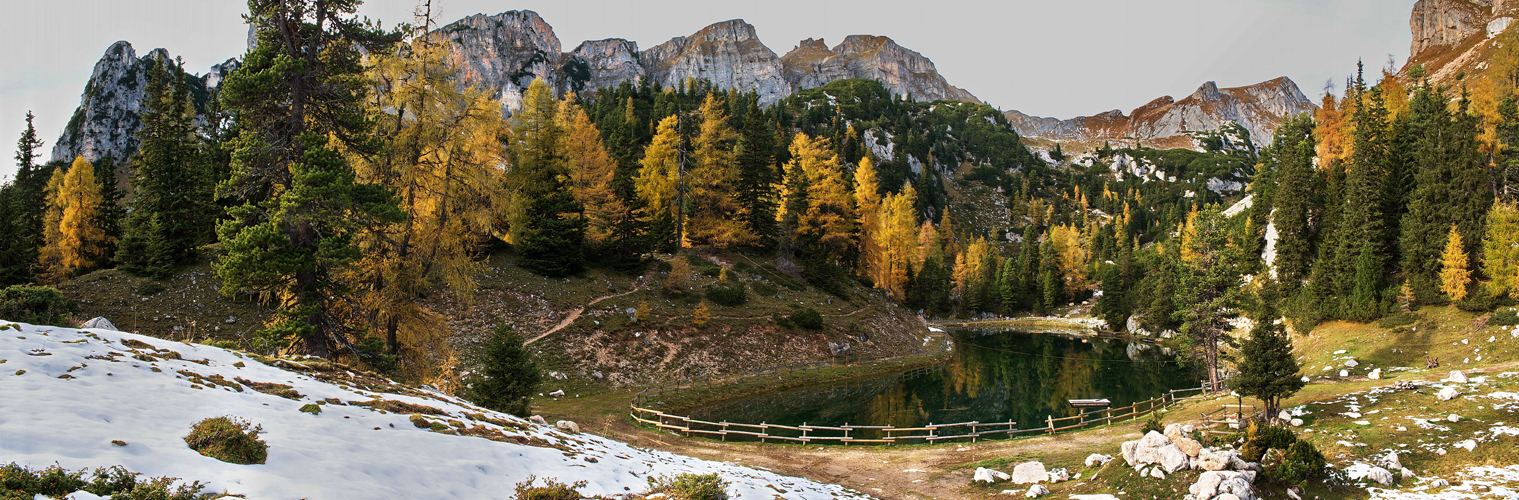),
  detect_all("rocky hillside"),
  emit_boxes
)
[429,10,977,110]
[1402,0,1518,84]
[1004,77,1316,151]
[51,40,235,165]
